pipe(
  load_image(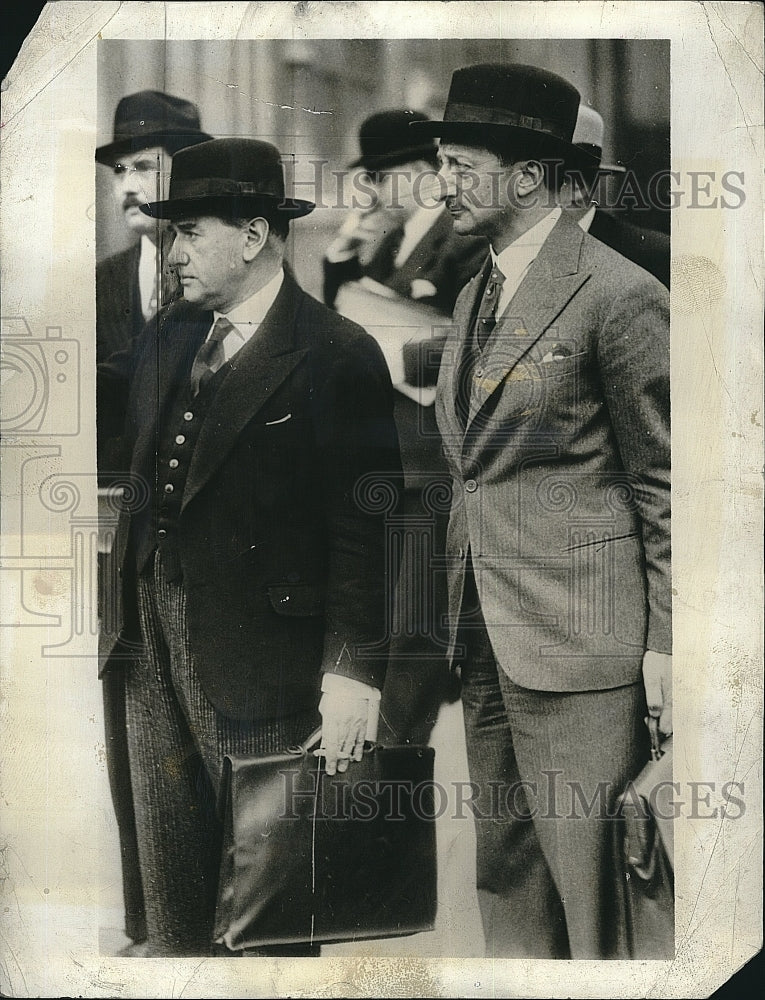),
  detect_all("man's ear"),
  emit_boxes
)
[241,217,269,261]
[516,158,546,196]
